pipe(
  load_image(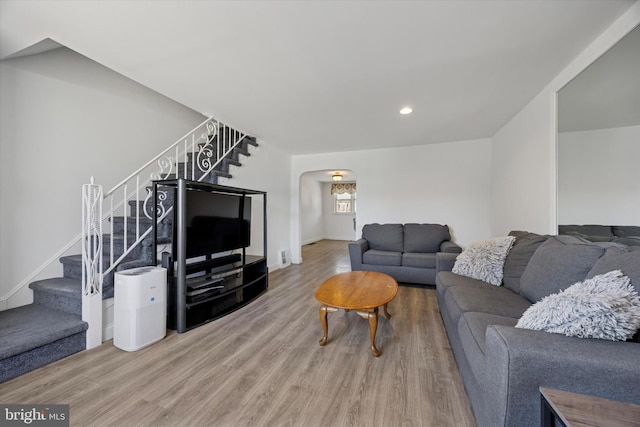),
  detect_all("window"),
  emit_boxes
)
[330,182,356,214]
[334,192,356,214]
